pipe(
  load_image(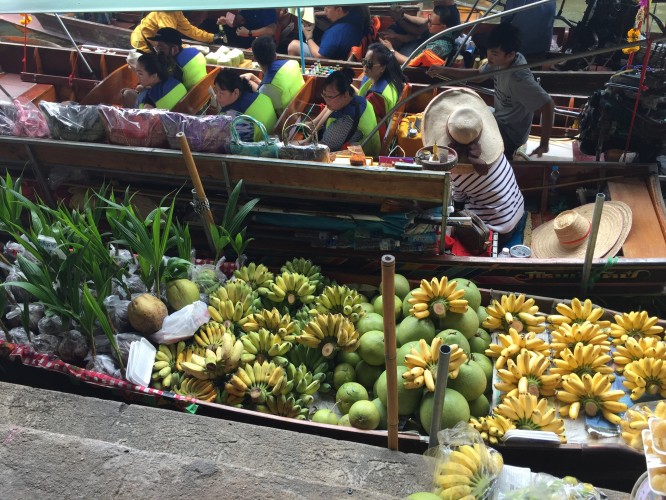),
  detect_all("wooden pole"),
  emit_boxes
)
[381,254,399,451]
